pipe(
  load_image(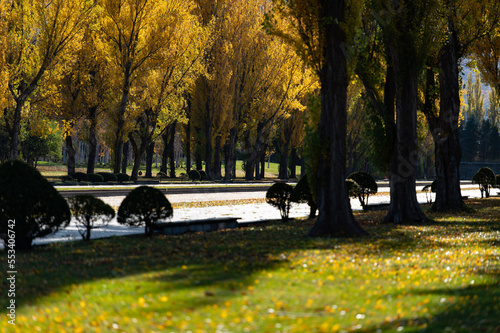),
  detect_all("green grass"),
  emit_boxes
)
[1,199,499,332]
[36,160,283,181]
